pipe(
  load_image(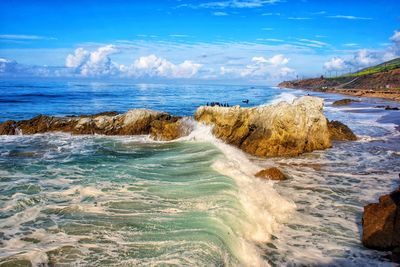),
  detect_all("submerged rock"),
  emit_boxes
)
[362,187,400,262]
[255,167,288,181]
[332,98,360,106]
[195,96,335,157]
[327,120,357,141]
